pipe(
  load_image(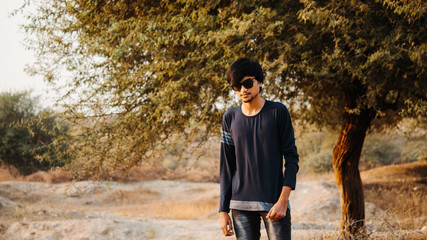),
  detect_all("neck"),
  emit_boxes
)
[241,95,265,116]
